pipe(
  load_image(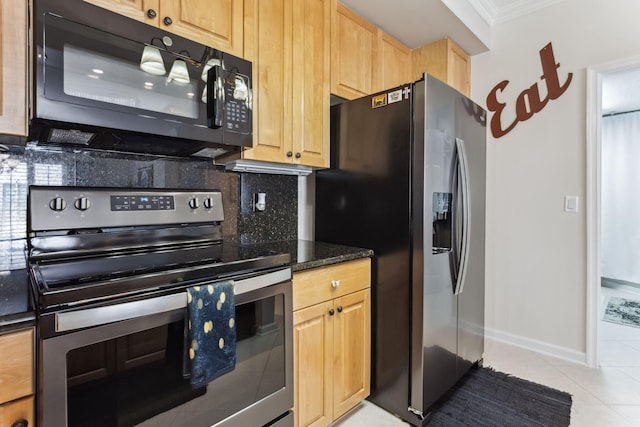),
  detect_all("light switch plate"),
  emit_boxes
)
[564,195,579,213]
